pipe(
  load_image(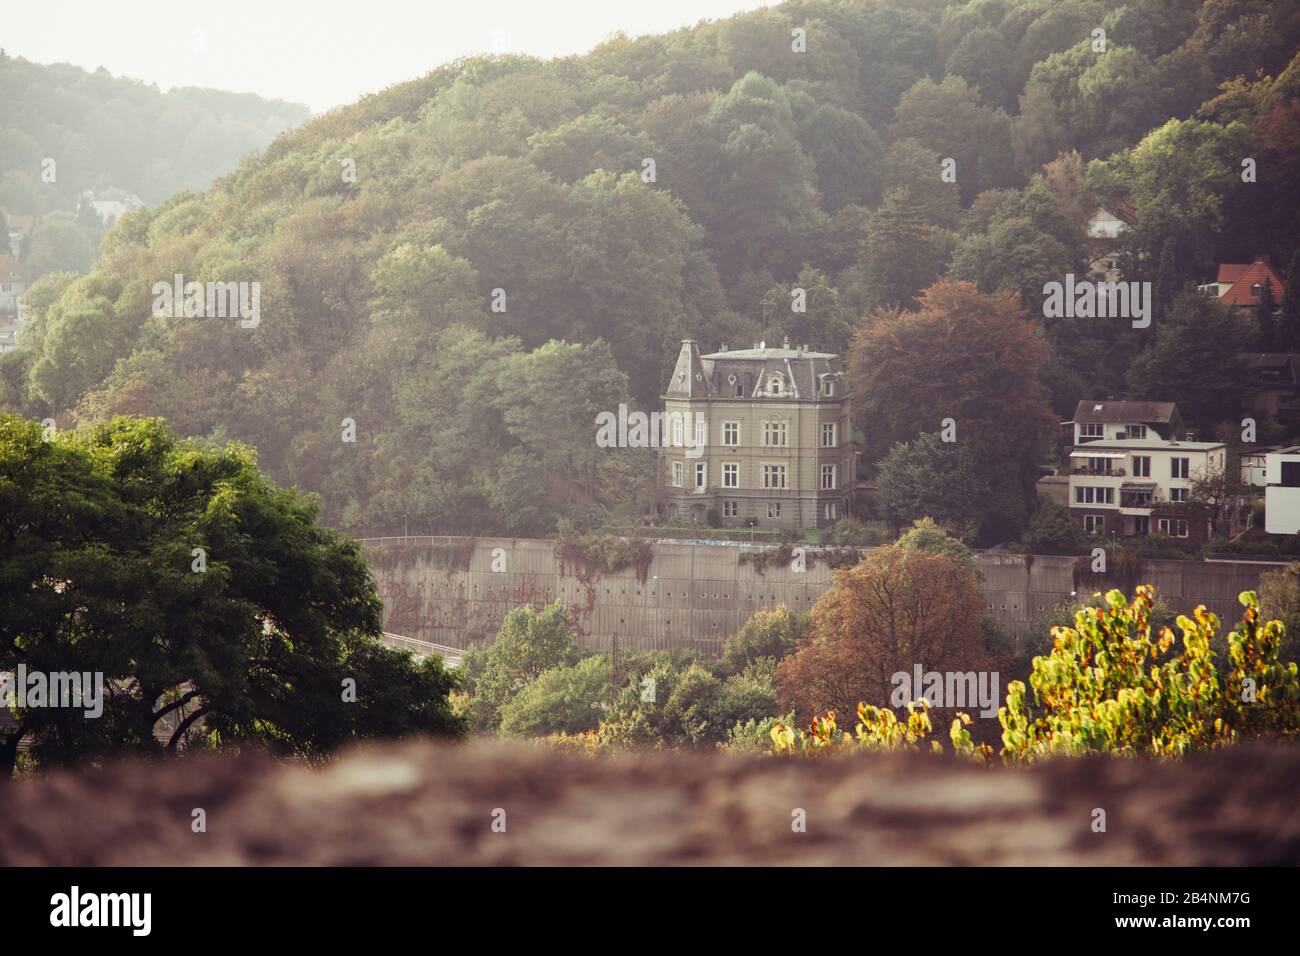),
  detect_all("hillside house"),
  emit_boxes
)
[660,339,856,529]
[1085,203,1137,282]
[1067,436,1226,542]
[1199,257,1286,309]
